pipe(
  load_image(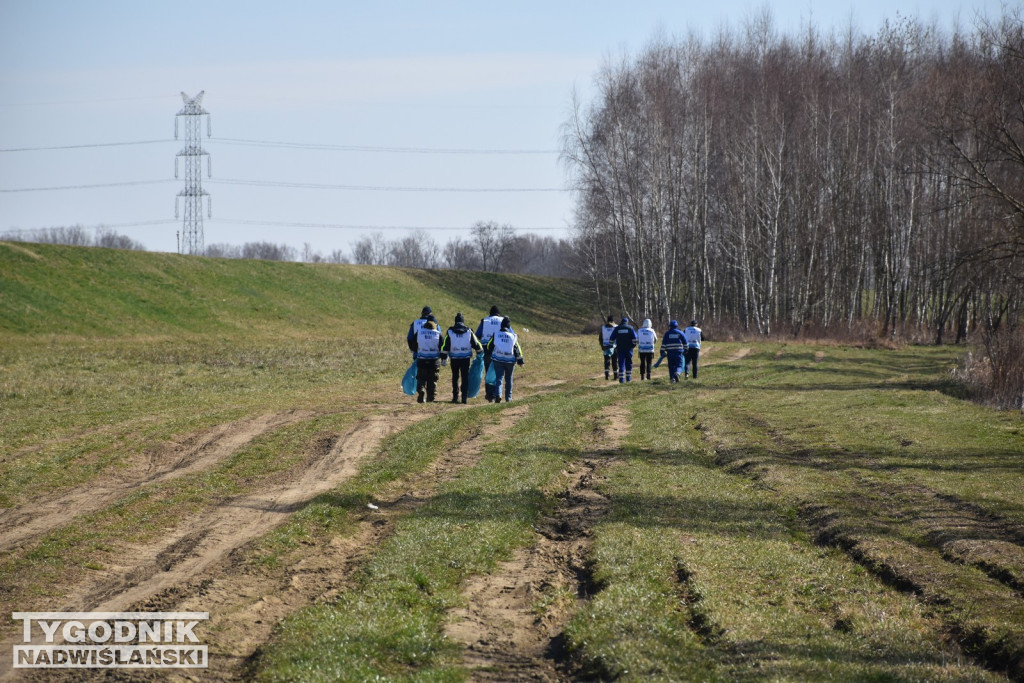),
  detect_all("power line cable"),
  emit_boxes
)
[0,140,172,152]
[3,178,567,193]
[211,178,565,192]
[213,218,568,231]
[212,137,559,155]
[0,180,174,192]
[1,137,560,155]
